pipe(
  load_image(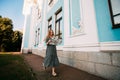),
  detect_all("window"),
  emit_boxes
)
[34,30,37,46]
[37,7,41,20]
[55,8,62,39]
[48,17,52,30]
[47,0,58,11]
[34,28,40,46]
[108,0,120,28]
[38,28,40,45]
